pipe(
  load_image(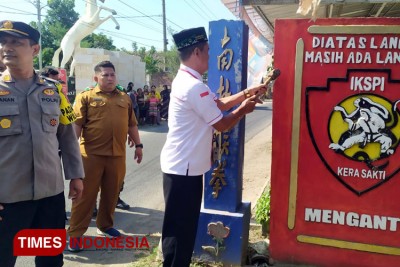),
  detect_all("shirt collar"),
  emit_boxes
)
[179,64,202,81]
[94,85,119,95]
